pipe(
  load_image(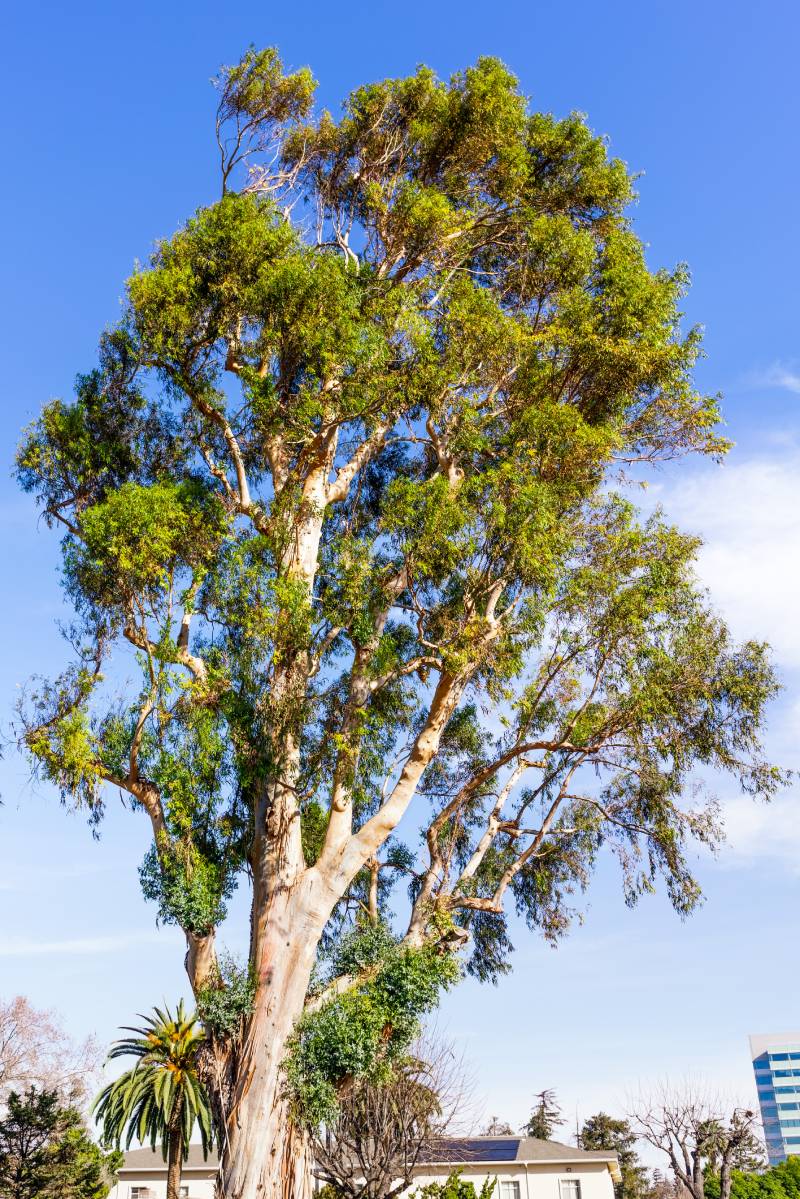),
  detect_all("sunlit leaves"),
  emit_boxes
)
[67,481,226,611]
[93,1002,213,1161]
[14,47,785,1051]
